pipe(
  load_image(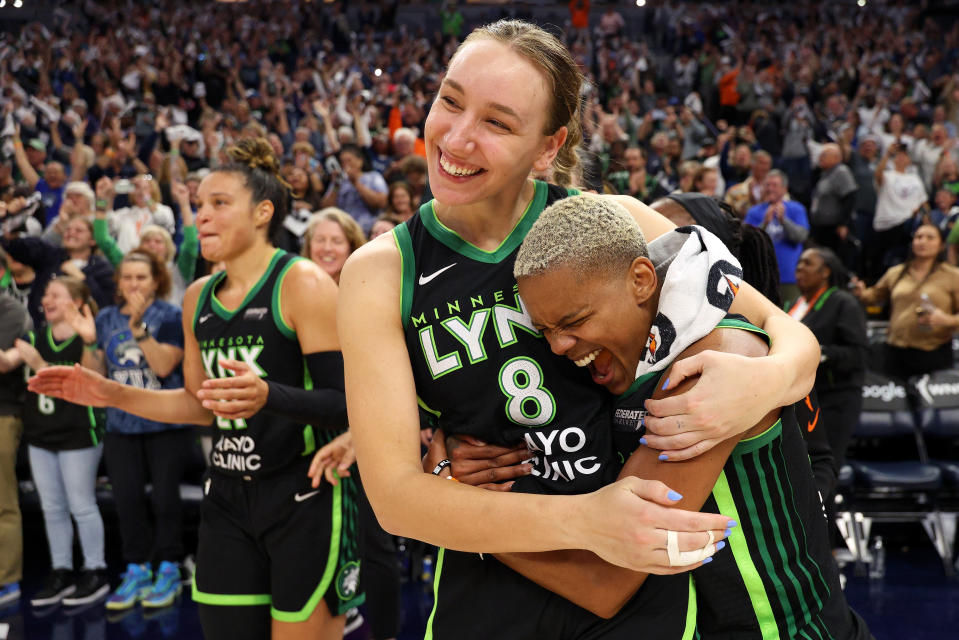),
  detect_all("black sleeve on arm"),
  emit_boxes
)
[262,350,347,429]
[1,236,66,271]
[820,295,868,374]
